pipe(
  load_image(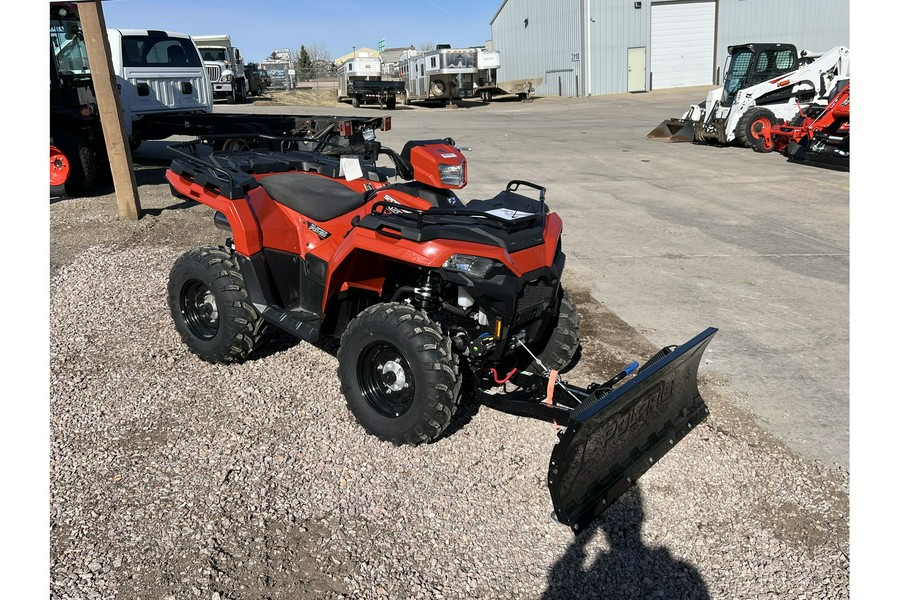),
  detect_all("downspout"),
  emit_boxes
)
[583,0,592,96]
